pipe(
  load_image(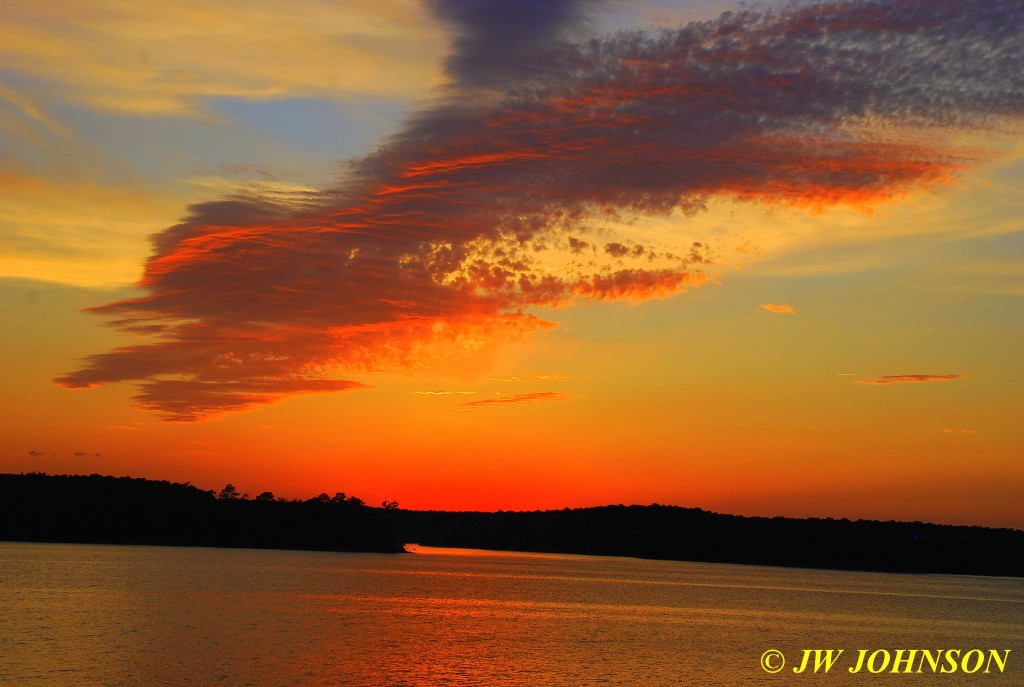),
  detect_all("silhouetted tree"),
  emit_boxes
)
[218,484,240,500]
